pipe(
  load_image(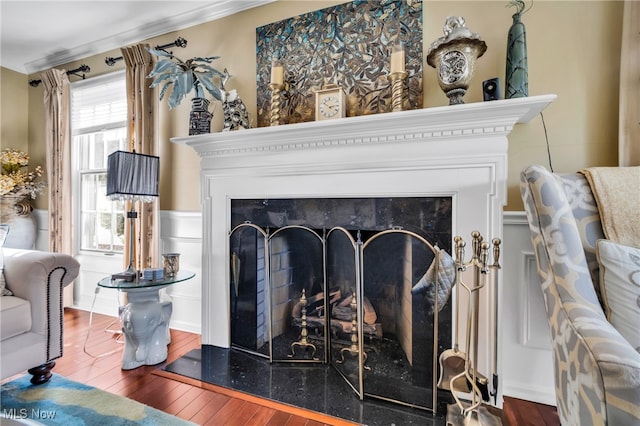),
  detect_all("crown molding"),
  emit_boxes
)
[24,0,274,74]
